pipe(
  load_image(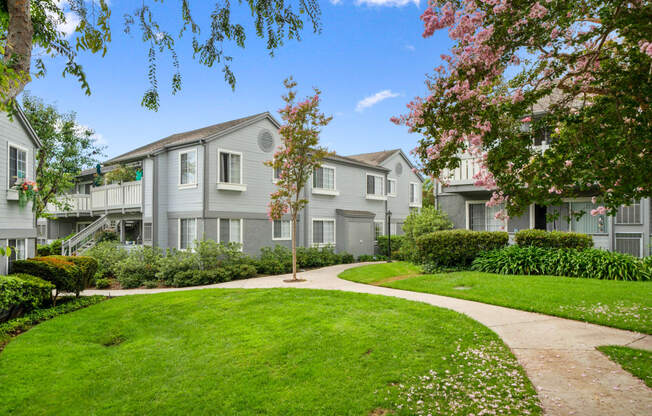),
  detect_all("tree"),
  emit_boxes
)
[393,0,651,221]
[21,93,105,225]
[266,77,332,282]
[1,0,322,112]
[422,177,435,208]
